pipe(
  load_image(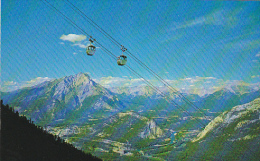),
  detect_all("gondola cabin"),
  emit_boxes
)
[86,44,96,56]
[117,55,127,66]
